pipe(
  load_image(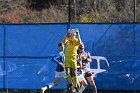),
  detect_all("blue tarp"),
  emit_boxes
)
[0,24,140,90]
